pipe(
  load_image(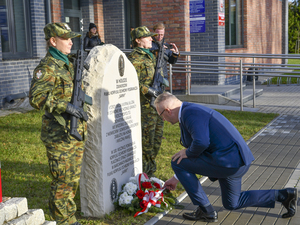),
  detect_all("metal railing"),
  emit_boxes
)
[121,49,300,111]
